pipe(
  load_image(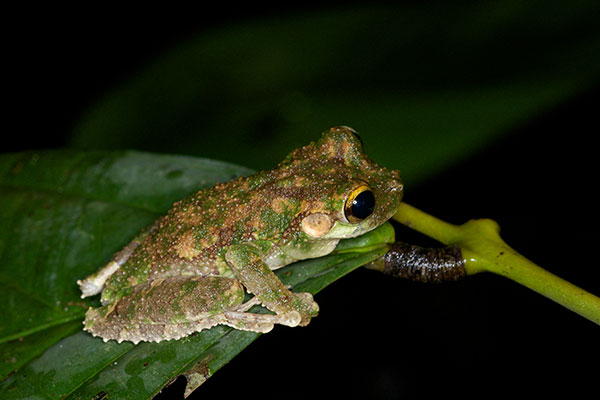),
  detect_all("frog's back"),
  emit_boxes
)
[101,171,305,302]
